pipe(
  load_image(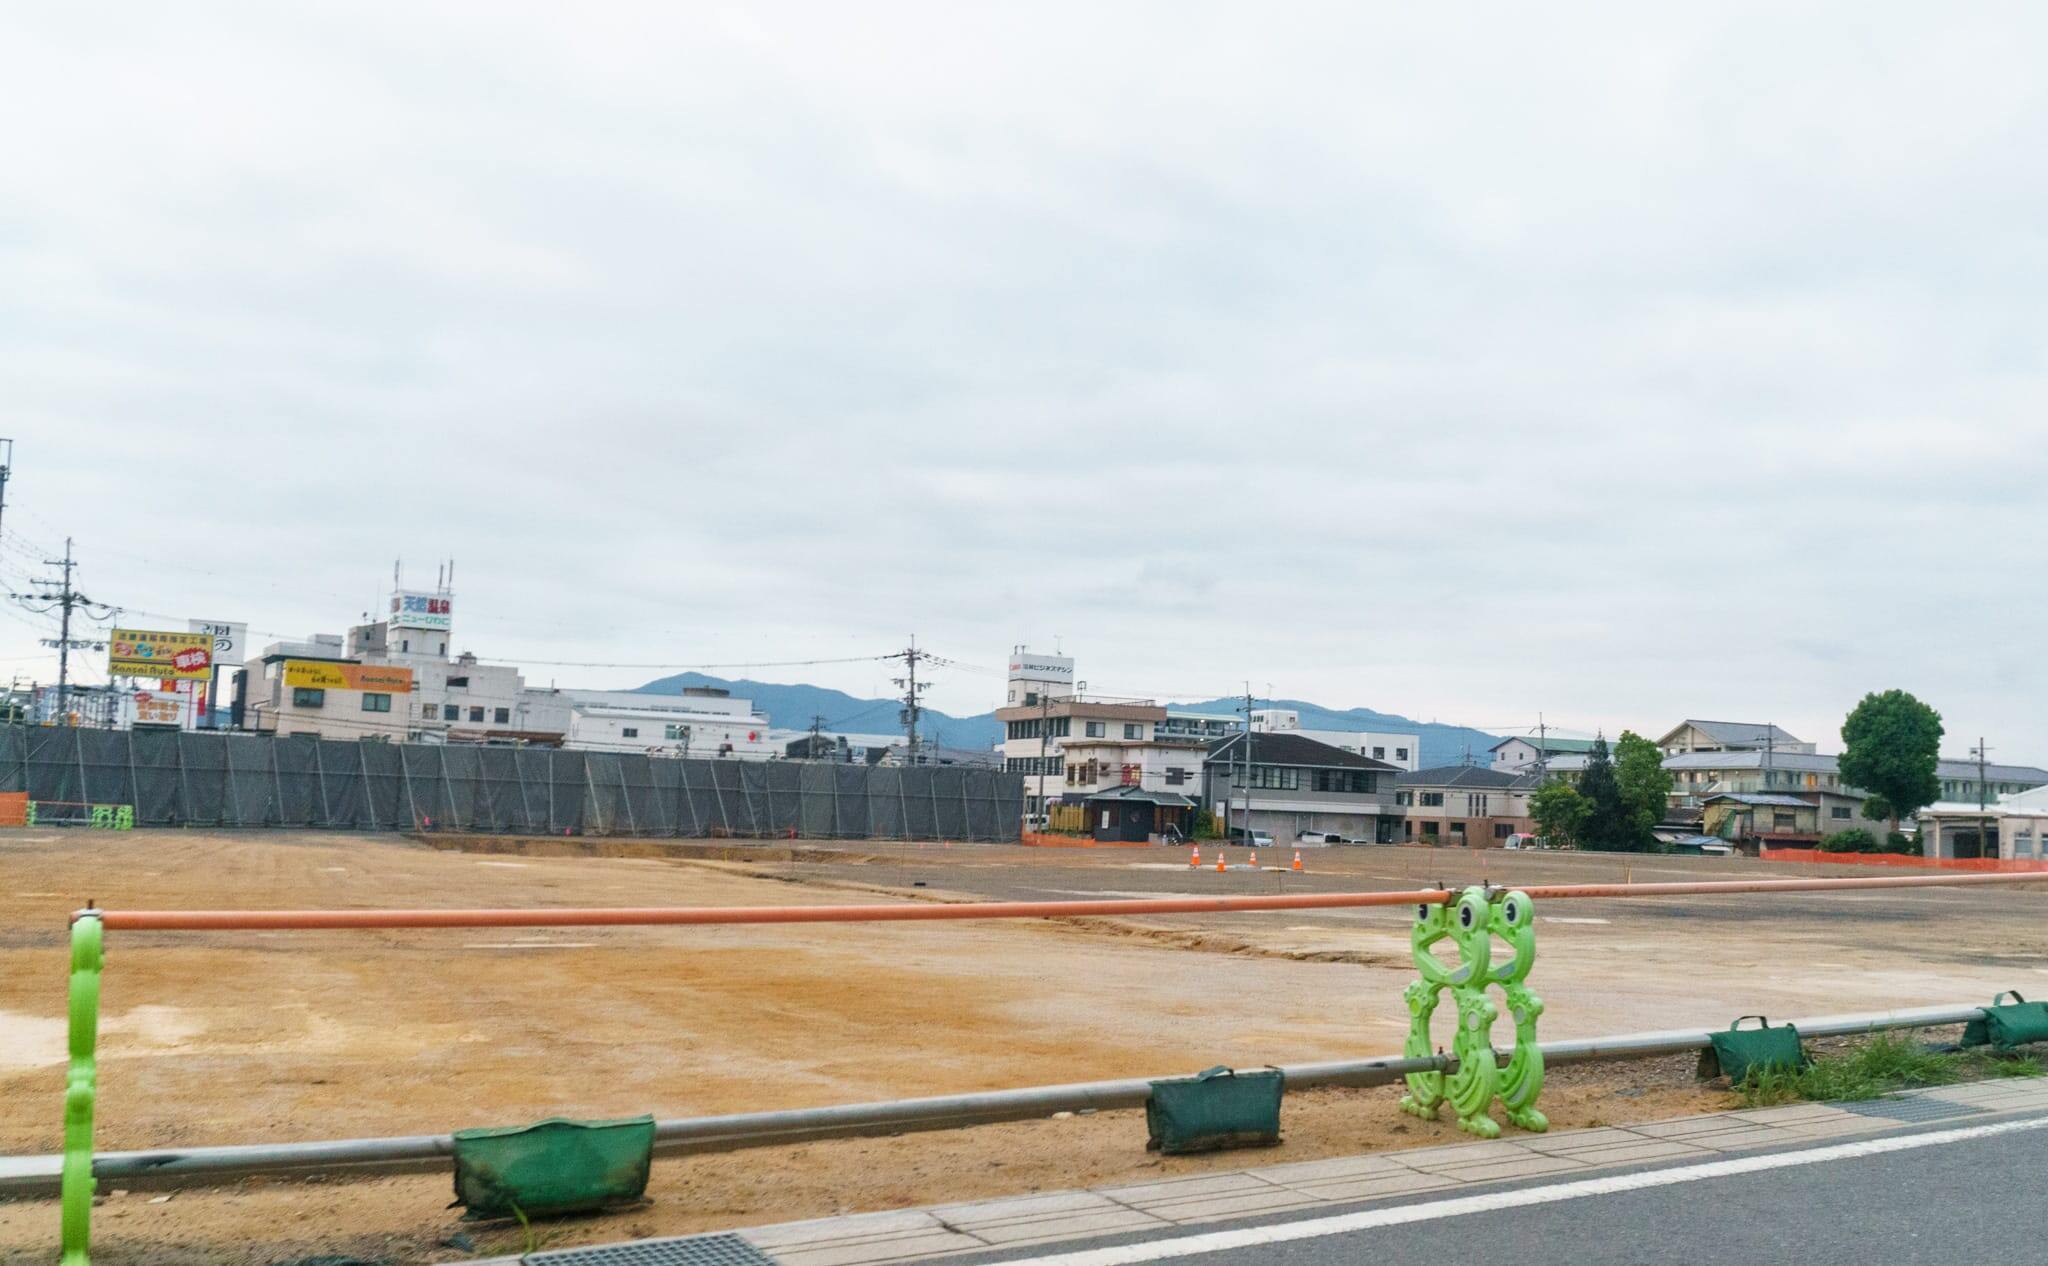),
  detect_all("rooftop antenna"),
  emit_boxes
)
[446,558,455,592]
[393,558,401,588]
